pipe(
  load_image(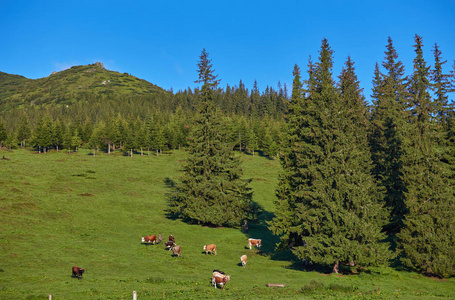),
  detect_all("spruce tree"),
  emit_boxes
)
[431,43,452,126]
[271,40,392,272]
[0,118,7,148]
[369,37,409,234]
[169,49,253,227]
[397,35,455,278]
[16,117,31,148]
[270,63,305,249]
[431,44,455,187]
